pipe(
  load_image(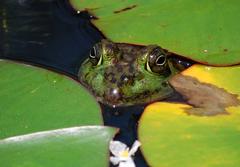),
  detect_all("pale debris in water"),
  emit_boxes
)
[109,140,141,167]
